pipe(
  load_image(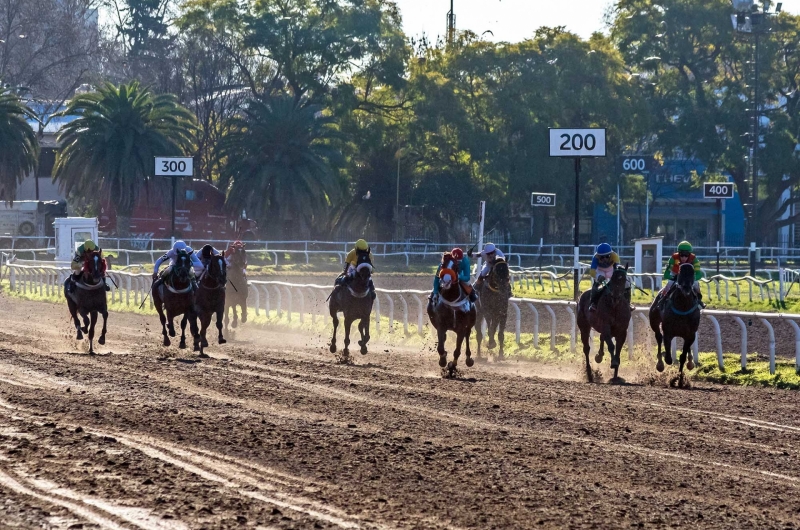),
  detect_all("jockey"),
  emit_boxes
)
[336,239,375,299]
[68,239,109,293]
[432,248,476,303]
[199,244,226,278]
[587,242,621,312]
[152,240,203,290]
[474,242,506,288]
[224,240,247,275]
[660,241,705,308]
